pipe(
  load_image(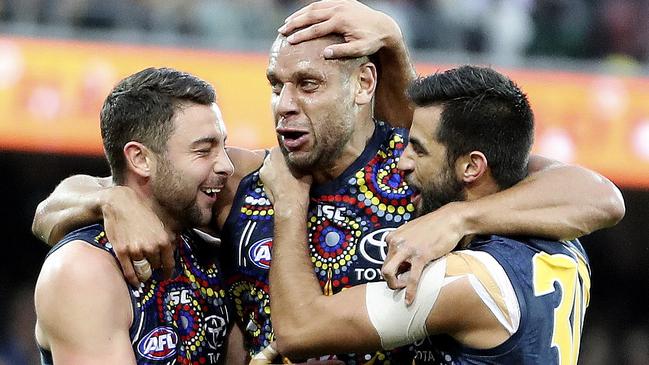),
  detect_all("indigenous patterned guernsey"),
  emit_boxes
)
[411,236,591,365]
[39,224,231,365]
[221,120,415,364]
